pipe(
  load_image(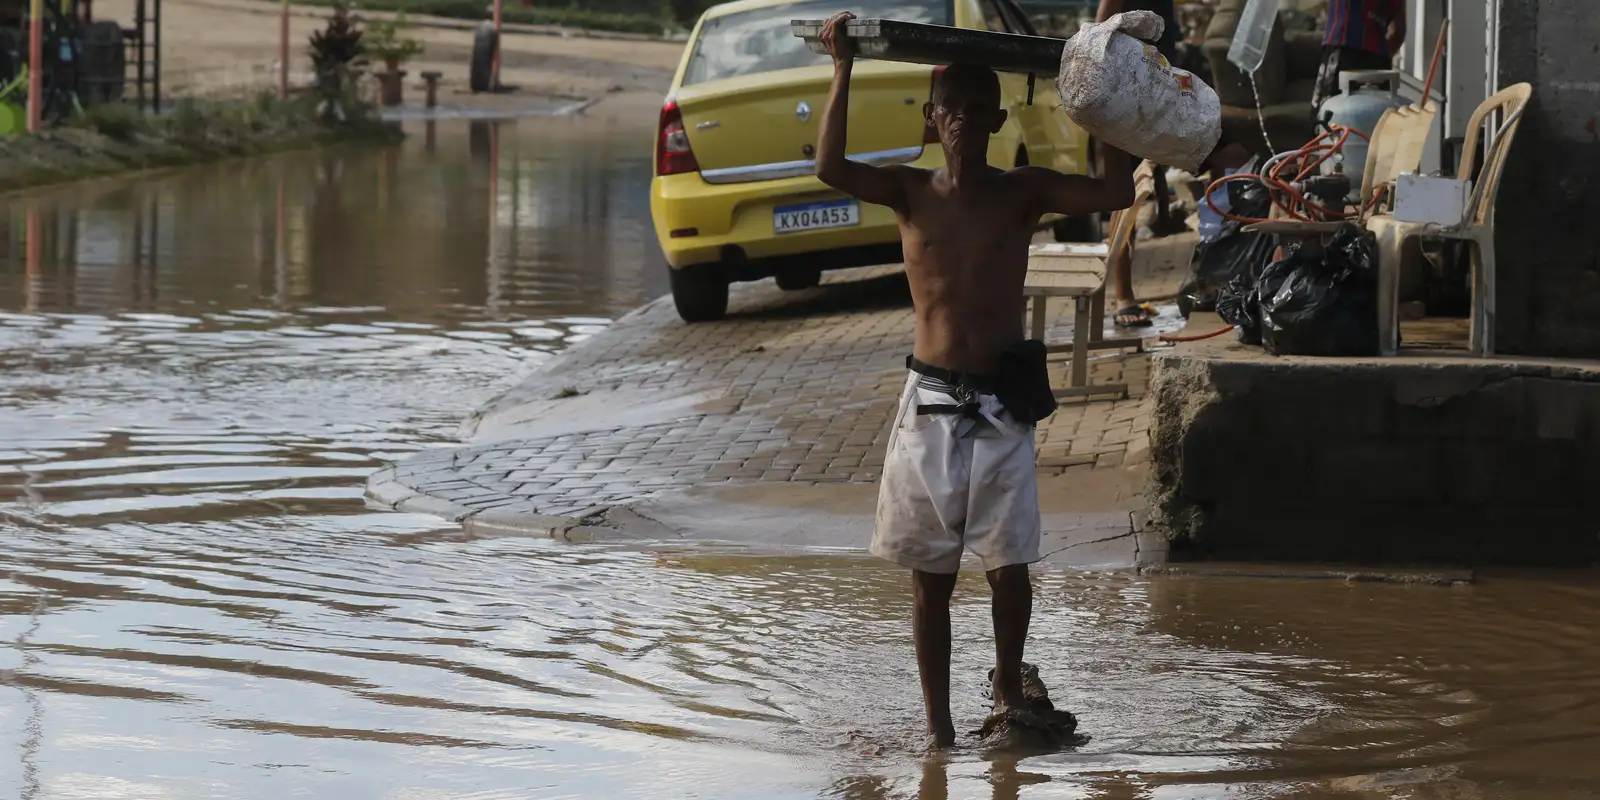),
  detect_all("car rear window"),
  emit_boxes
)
[682,0,953,86]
